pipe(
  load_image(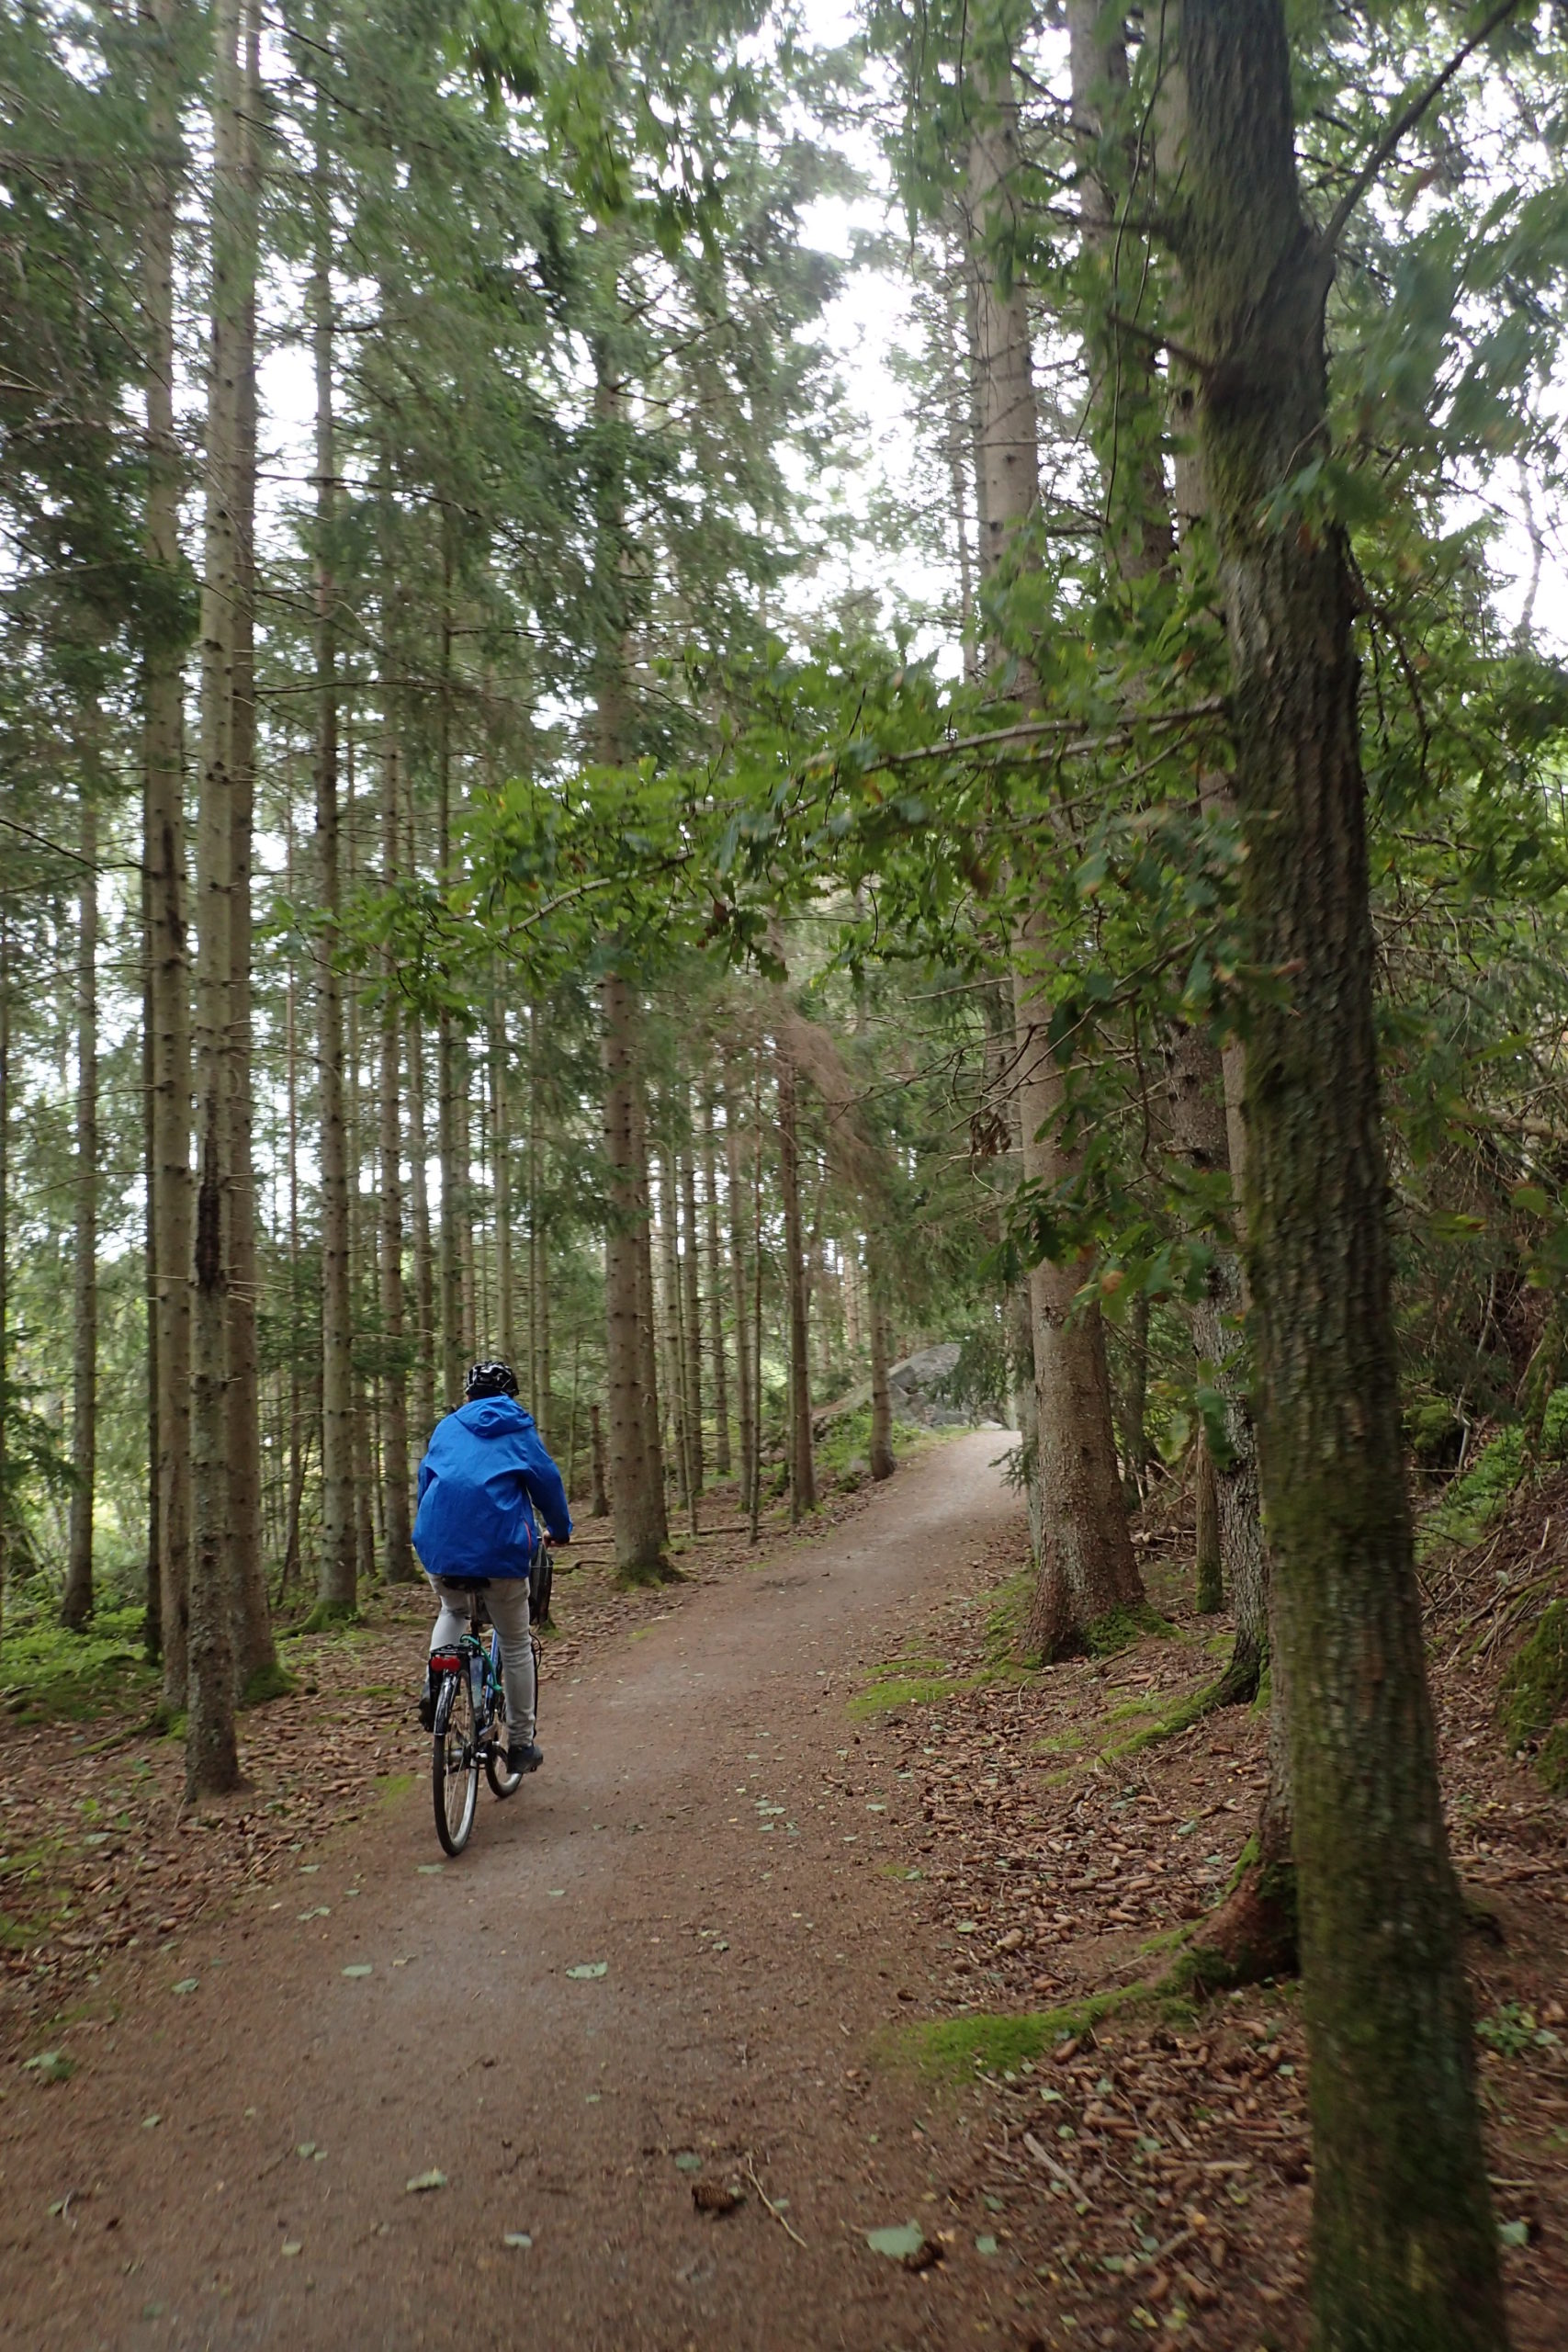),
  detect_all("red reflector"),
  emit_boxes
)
[430,1652,463,1674]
